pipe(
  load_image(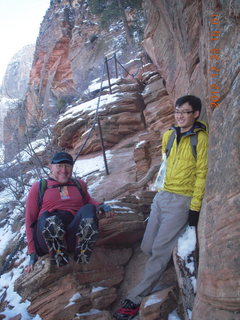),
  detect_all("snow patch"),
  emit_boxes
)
[76,309,101,316]
[144,295,162,307]
[135,140,146,148]
[0,249,42,319]
[92,286,107,293]
[168,309,181,320]
[73,151,113,178]
[177,226,197,259]
[64,292,82,308]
